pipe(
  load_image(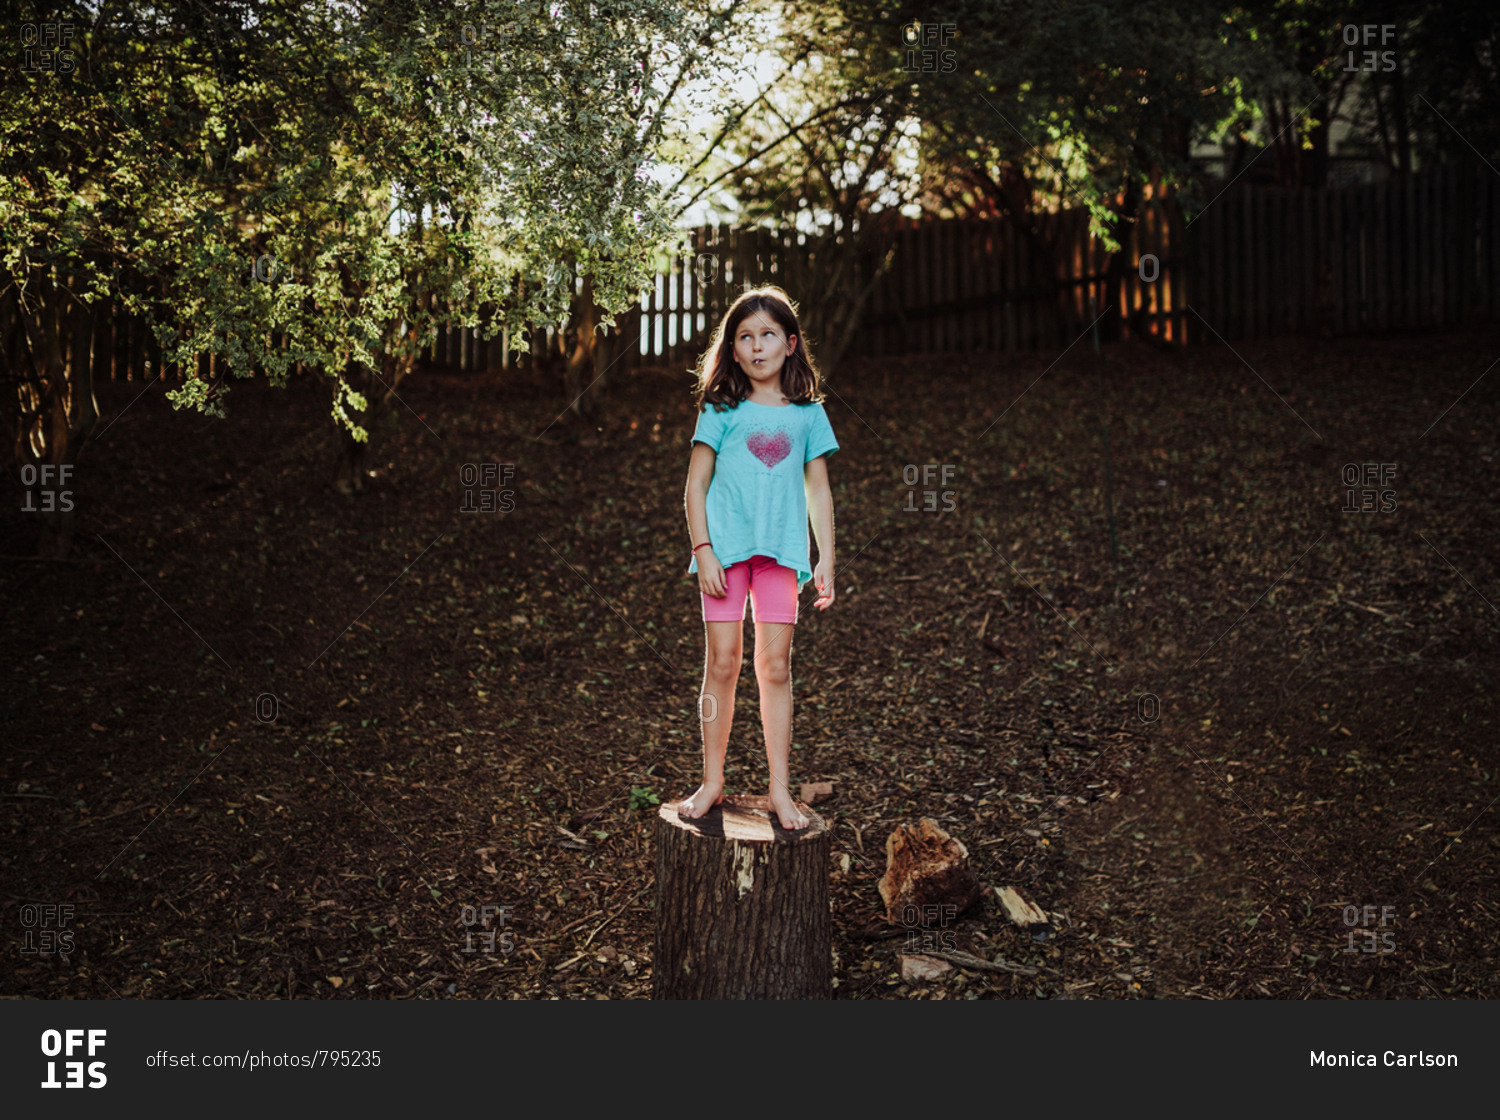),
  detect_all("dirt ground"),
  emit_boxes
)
[3,323,1497,999]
